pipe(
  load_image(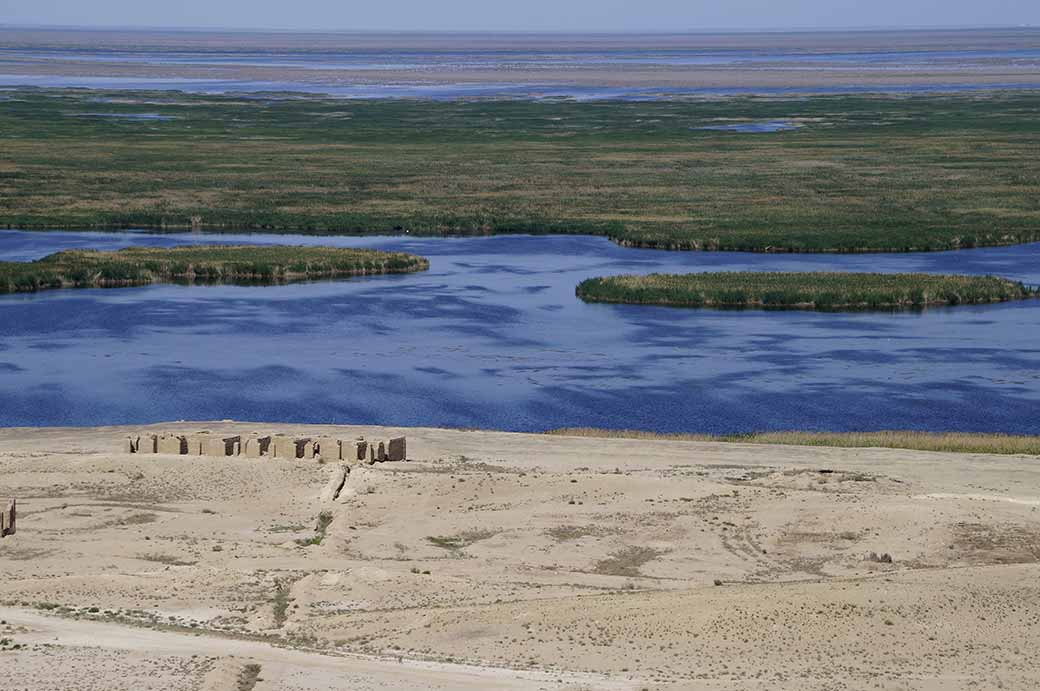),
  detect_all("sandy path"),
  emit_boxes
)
[0,606,631,690]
